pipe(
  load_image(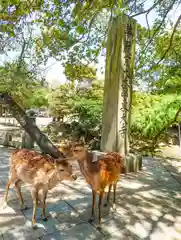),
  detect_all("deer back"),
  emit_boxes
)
[11,149,55,170]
